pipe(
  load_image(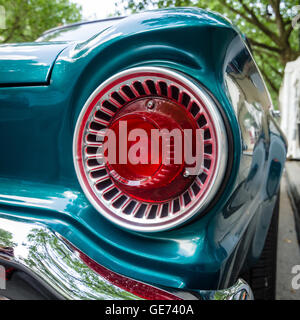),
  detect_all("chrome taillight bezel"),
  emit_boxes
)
[73,67,228,232]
